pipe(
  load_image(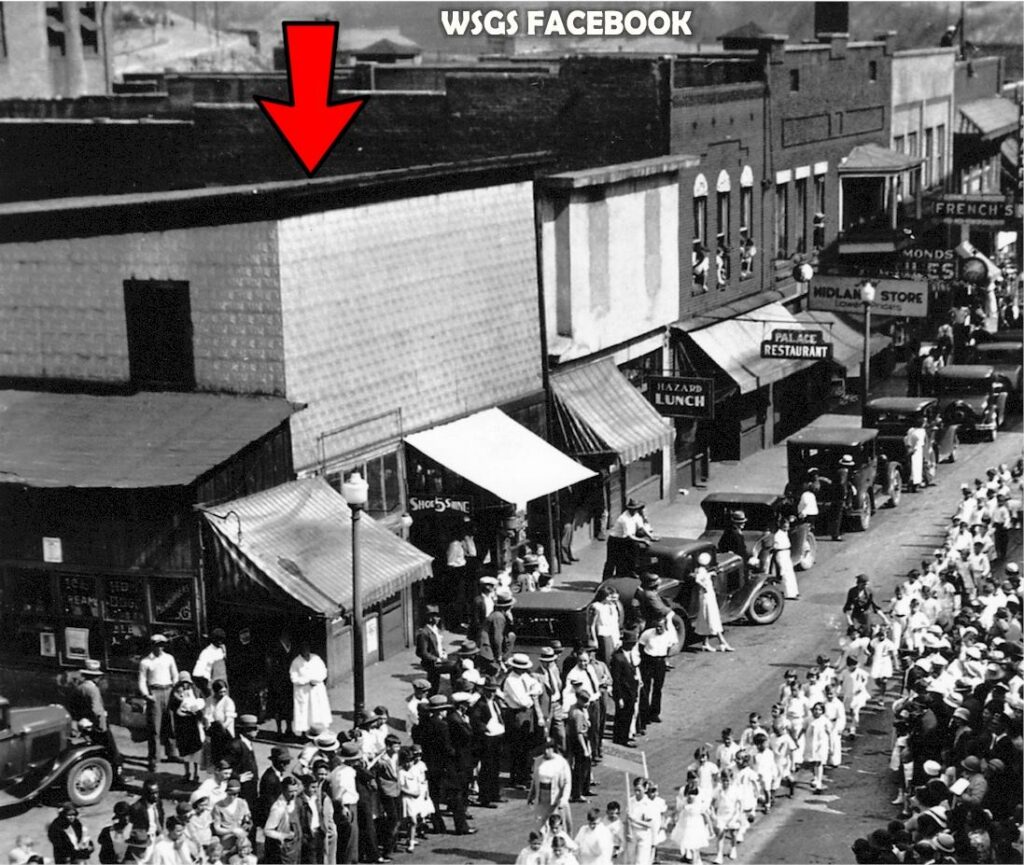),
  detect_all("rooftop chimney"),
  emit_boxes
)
[814,2,849,41]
